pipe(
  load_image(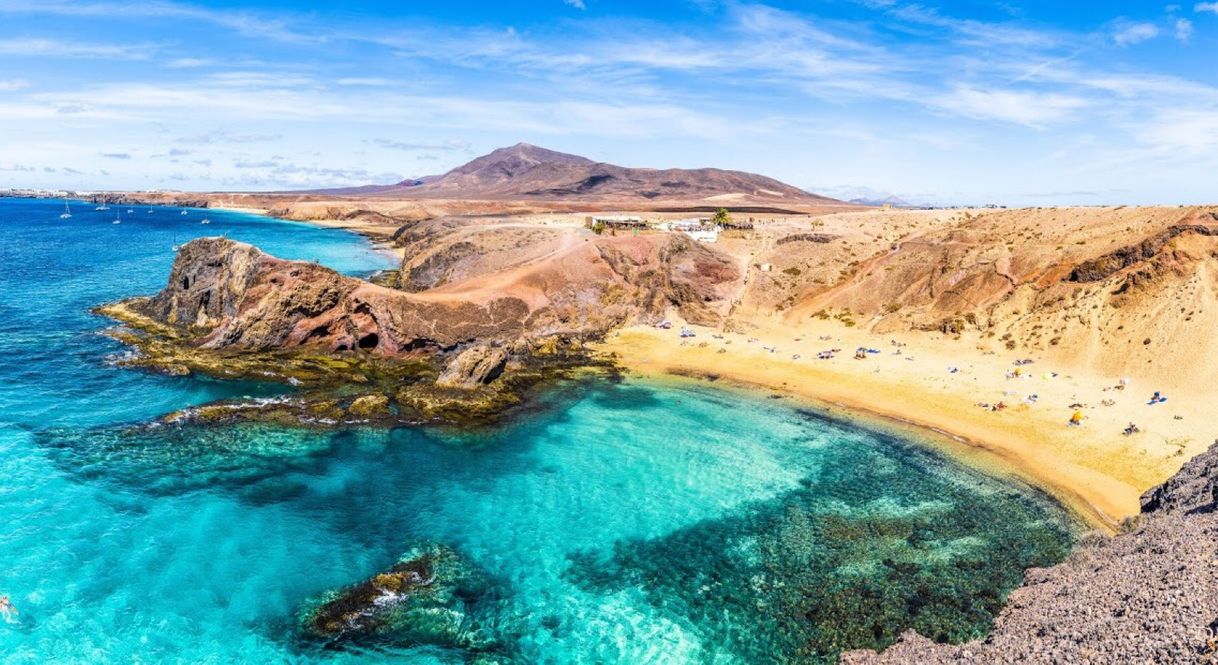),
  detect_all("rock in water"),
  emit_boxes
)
[299,543,502,654]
